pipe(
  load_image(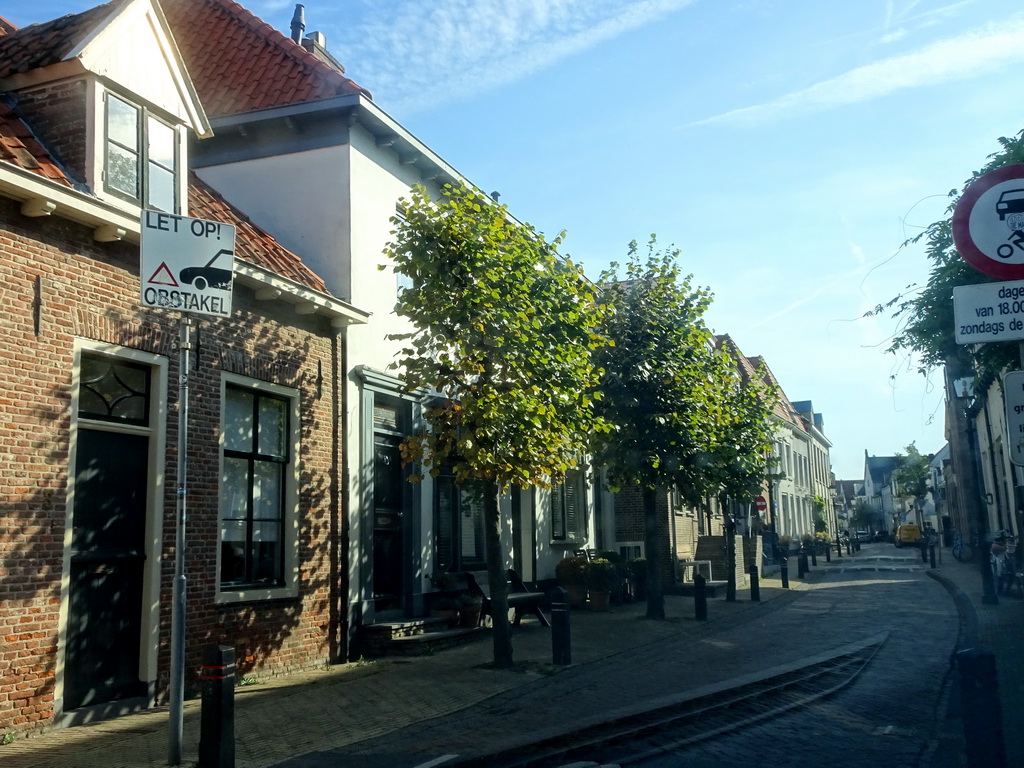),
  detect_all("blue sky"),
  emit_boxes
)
[8,0,1024,479]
